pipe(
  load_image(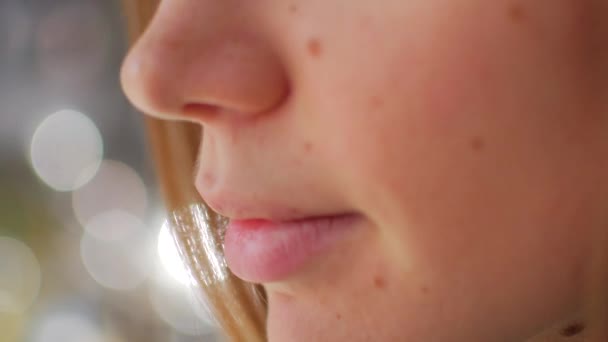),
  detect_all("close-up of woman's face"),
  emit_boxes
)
[122,1,608,341]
